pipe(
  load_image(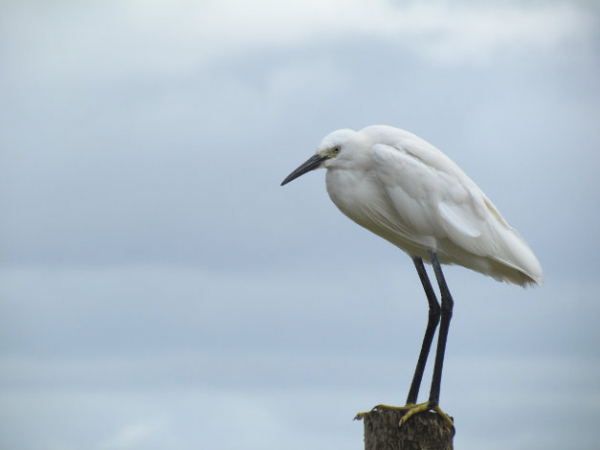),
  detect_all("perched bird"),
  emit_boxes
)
[281,125,542,430]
